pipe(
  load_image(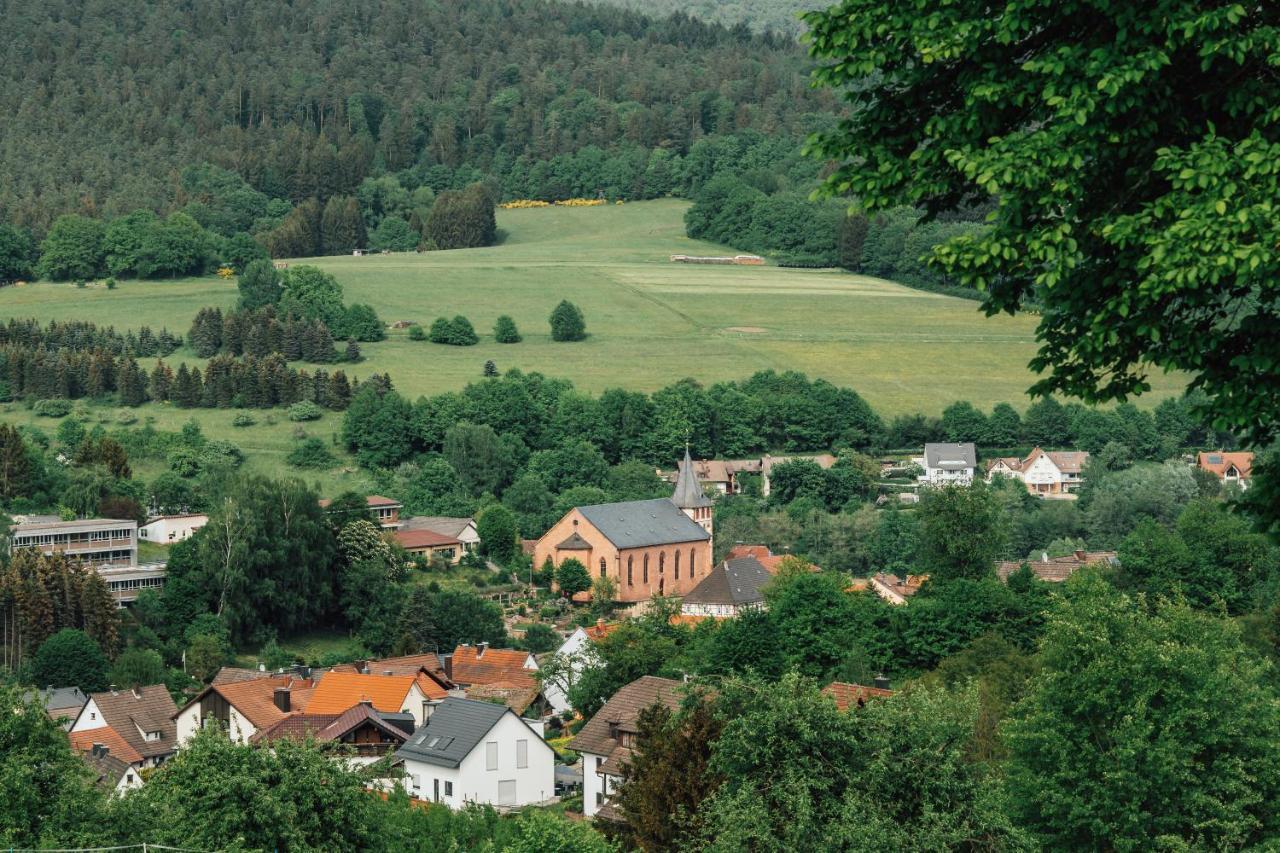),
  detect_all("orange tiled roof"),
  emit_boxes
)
[585,619,622,640]
[305,672,420,715]
[1197,451,1254,480]
[207,675,314,730]
[823,681,893,711]
[330,653,453,689]
[69,725,144,765]
[449,645,537,688]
